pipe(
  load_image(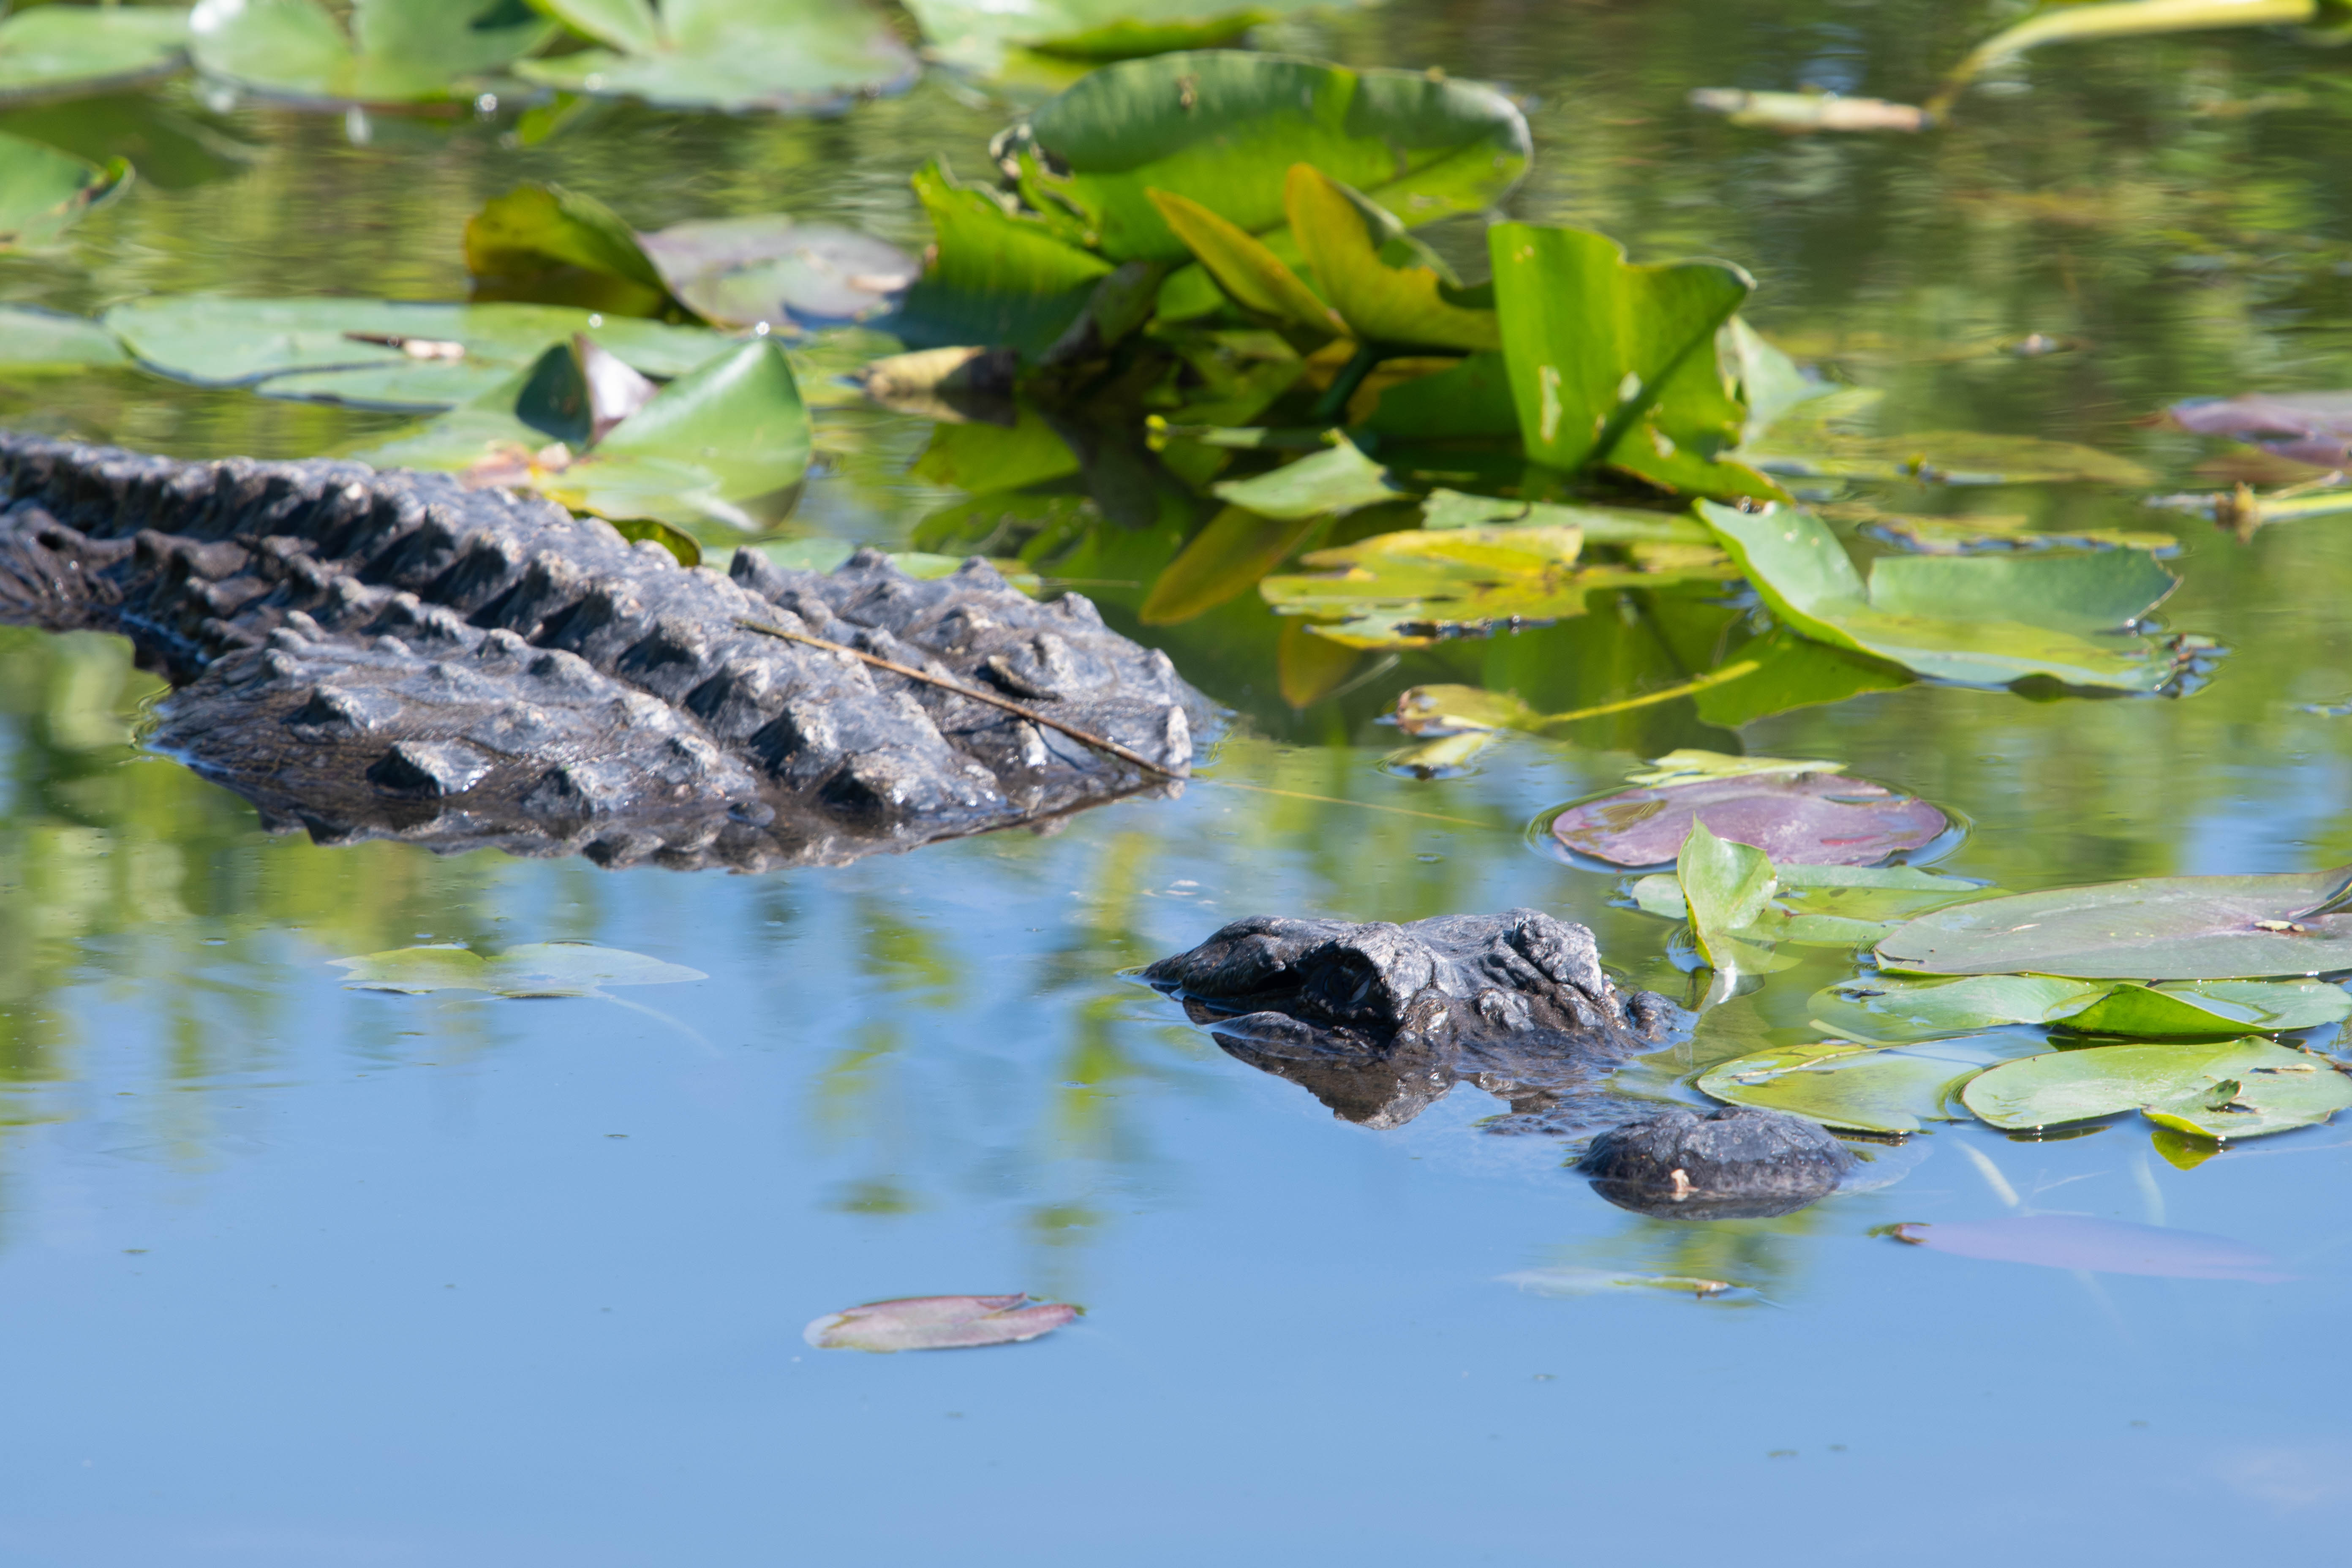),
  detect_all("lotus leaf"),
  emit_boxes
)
[1874,866,2352,980]
[0,130,126,249]
[354,335,811,530]
[803,1293,1079,1352]
[1960,1037,2352,1140]
[102,294,725,409]
[517,0,917,114]
[332,941,704,996]
[1698,1037,2018,1134]
[0,3,190,104]
[0,302,126,368]
[1697,500,2186,691]
[1550,763,1948,869]
[996,52,1530,265]
[1890,1215,2289,1282]
[189,0,553,104]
